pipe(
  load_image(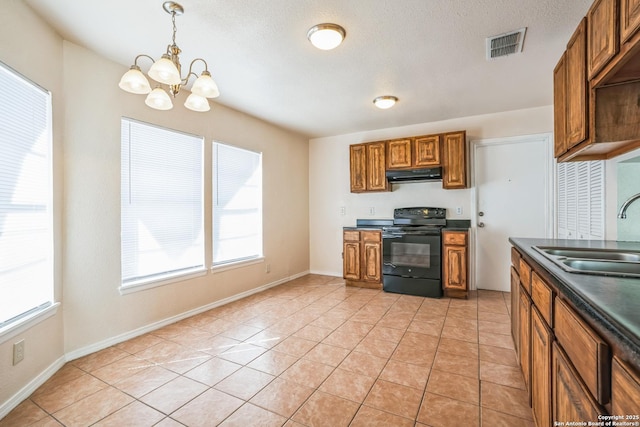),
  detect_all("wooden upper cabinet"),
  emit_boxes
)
[366,142,388,191]
[442,131,467,189]
[414,135,441,167]
[621,0,640,43]
[349,144,367,192]
[588,0,619,79]
[349,142,389,193]
[386,138,412,169]
[553,53,568,157]
[566,18,589,149]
